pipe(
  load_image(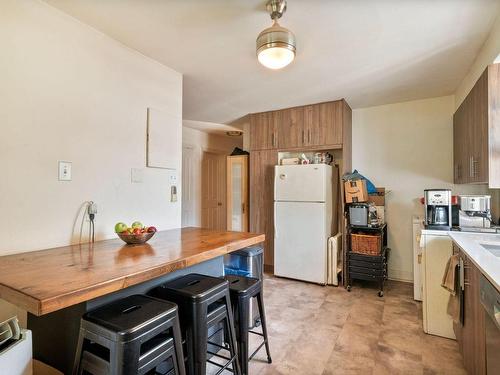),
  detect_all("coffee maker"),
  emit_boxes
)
[458,195,492,229]
[424,189,452,230]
